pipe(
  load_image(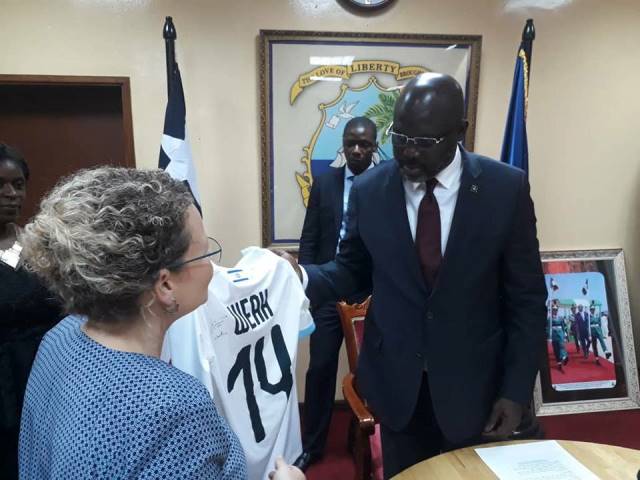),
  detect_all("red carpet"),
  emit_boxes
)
[547,341,616,386]
[305,407,355,480]
[540,409,640,450]
[306,406,640,479]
